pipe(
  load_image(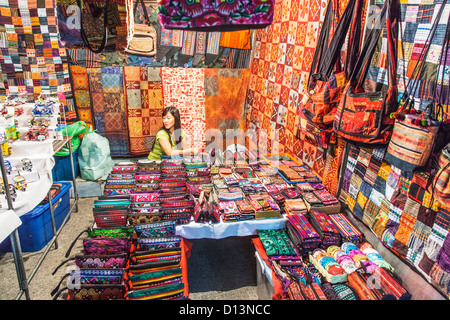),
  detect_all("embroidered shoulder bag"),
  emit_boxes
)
[333,0,399,146]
